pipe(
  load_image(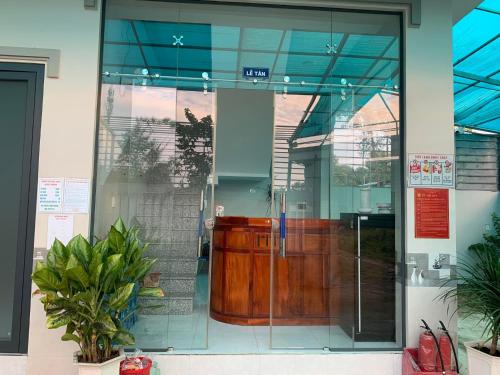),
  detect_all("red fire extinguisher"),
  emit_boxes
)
[438,320,460,373]
[418,328,437,371]
[437,333,453,371]
[419,320,446,374]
